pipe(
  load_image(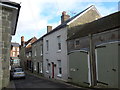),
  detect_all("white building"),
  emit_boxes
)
[43,5,101,81]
